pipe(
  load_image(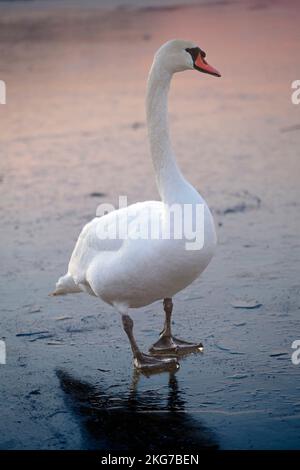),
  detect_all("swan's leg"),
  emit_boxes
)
[122,314,179,374]
[149,298,203,356]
